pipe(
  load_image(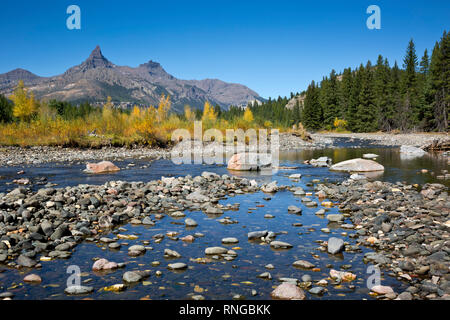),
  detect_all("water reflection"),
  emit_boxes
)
[0,142,448,300]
